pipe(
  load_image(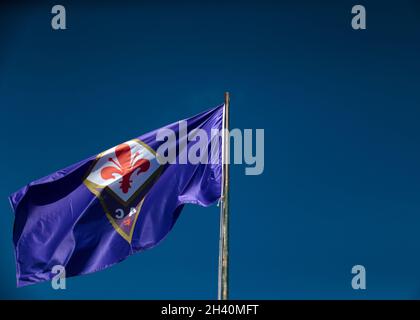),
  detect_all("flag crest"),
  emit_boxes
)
[84,139,162,243]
